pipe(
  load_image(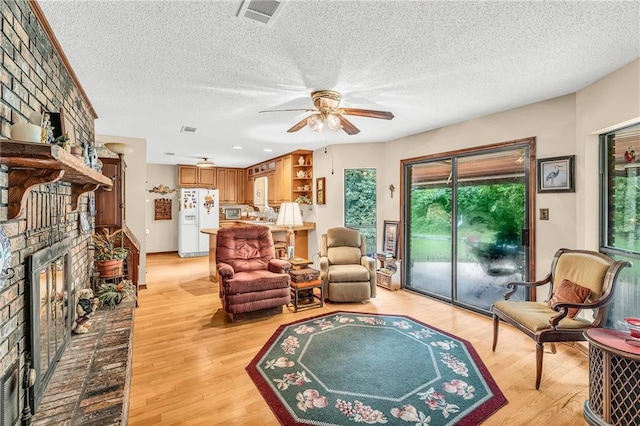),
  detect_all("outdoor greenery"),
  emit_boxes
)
[344,169,377,254]
[611,173,640,253]
[410,182,525,262]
